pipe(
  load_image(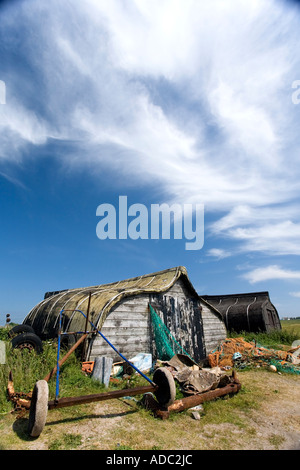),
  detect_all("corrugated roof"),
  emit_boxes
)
[201,292,273,314]
[23,266,198,337]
